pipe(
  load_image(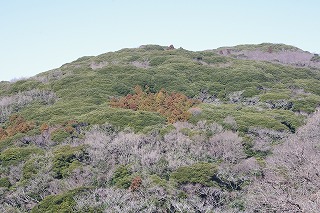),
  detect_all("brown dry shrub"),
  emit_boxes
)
[129,176,142,192]
[110,86,199,123]
[3,115,34,138]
